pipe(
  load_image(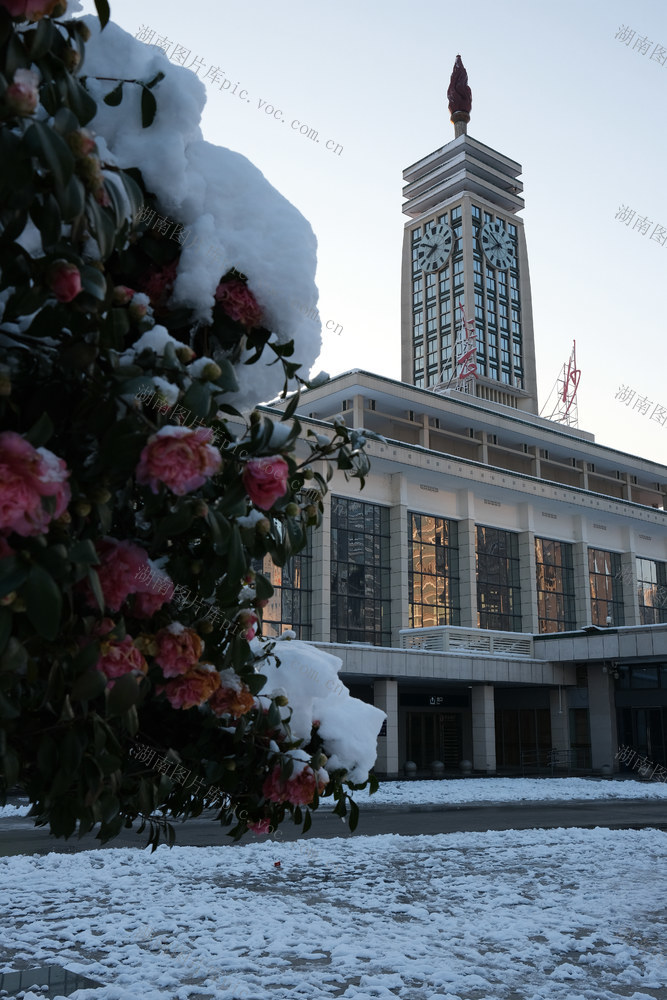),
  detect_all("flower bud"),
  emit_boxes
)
[67,128,96,159]
[0,592,16,607]
[256,517,271,536]
[47,260,82,303]
[5,68,39,116]
[199,620,214,634]
[64,47,80,71]
[249,410,261,425]
[305,504,318,520]
[224,759,236,770]
[11,597,27,613]
[275,695,289,707]
[303,468,314,480]
[90,487,111,503]
[285,502,299,517]
[128,300,148,322]
[193,500,209,517]
[175,345,196,363]
[191,560,203,574]
[112,285,135,306]
[200,362,222,381]
[75,21,91,41]
[74,501,91,517]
